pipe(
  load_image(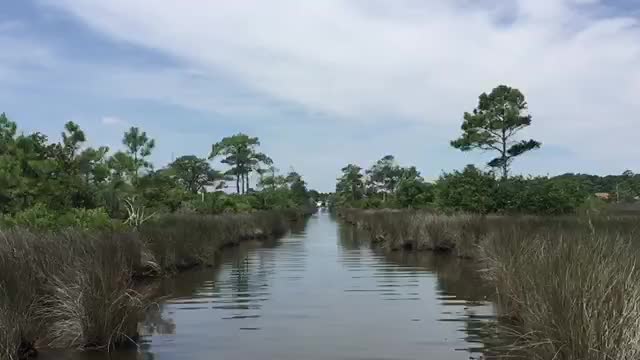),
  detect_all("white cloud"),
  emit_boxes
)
[21,0,640,185]
[100,116,126,126]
